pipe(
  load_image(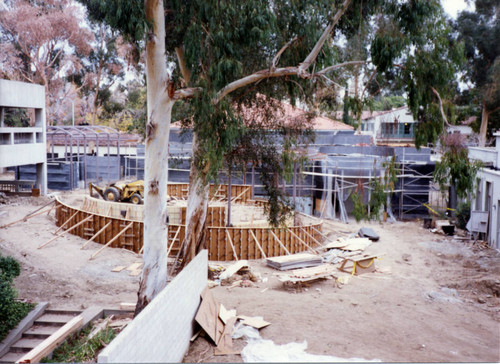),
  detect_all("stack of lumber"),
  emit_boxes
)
[277,264,336,283]
[266,253,322,270]
[323,237,372,252]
